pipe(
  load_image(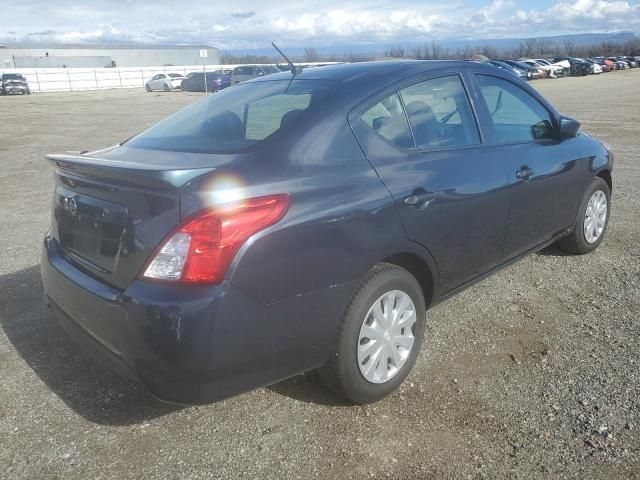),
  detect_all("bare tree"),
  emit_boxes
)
[410,45,425,60]
[563,40,575,56]
[386,46,406,58]
[523,38,538,58]
[477,45,498,59]
[430,41,442,60]
[461,45,473,59]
